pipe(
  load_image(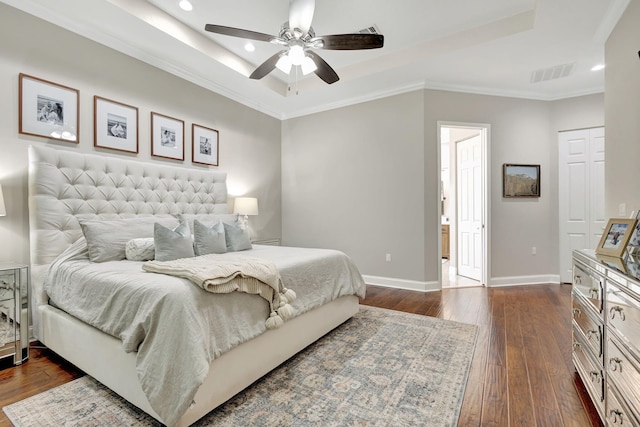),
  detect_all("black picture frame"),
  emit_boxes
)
[502,164,540,198]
